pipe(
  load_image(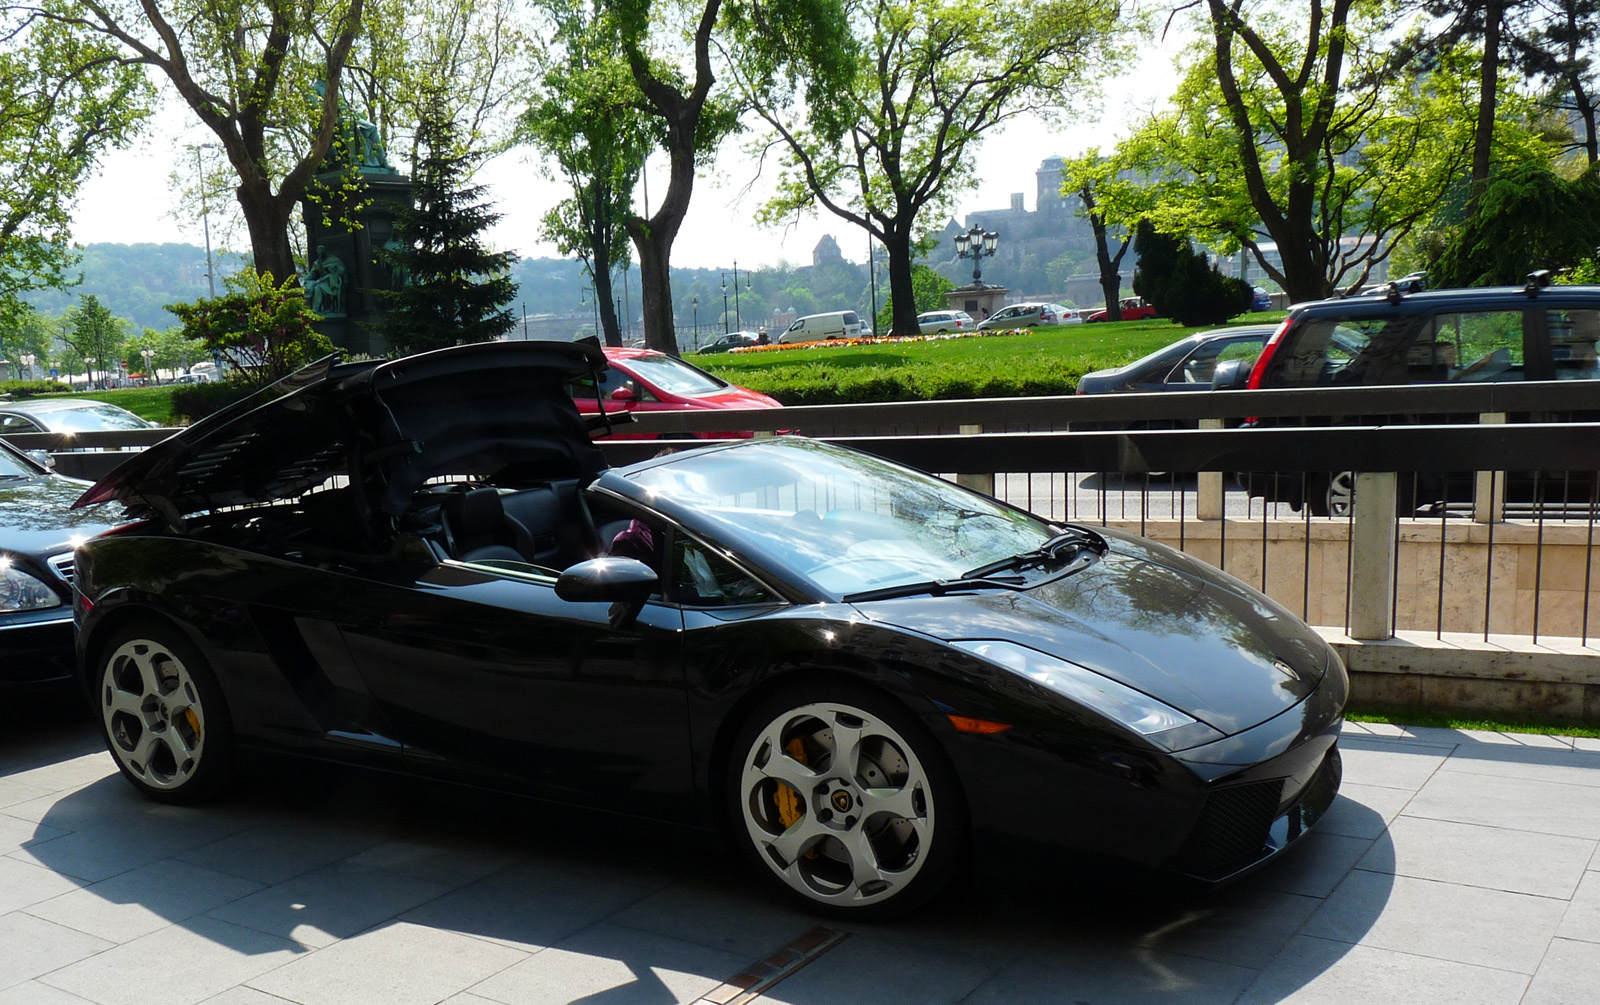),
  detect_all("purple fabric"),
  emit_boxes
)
[608,520,661,569]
